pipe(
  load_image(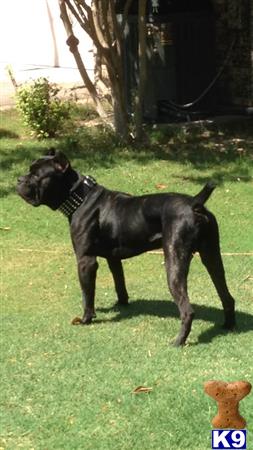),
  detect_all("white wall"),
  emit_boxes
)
[0,0,94,79]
